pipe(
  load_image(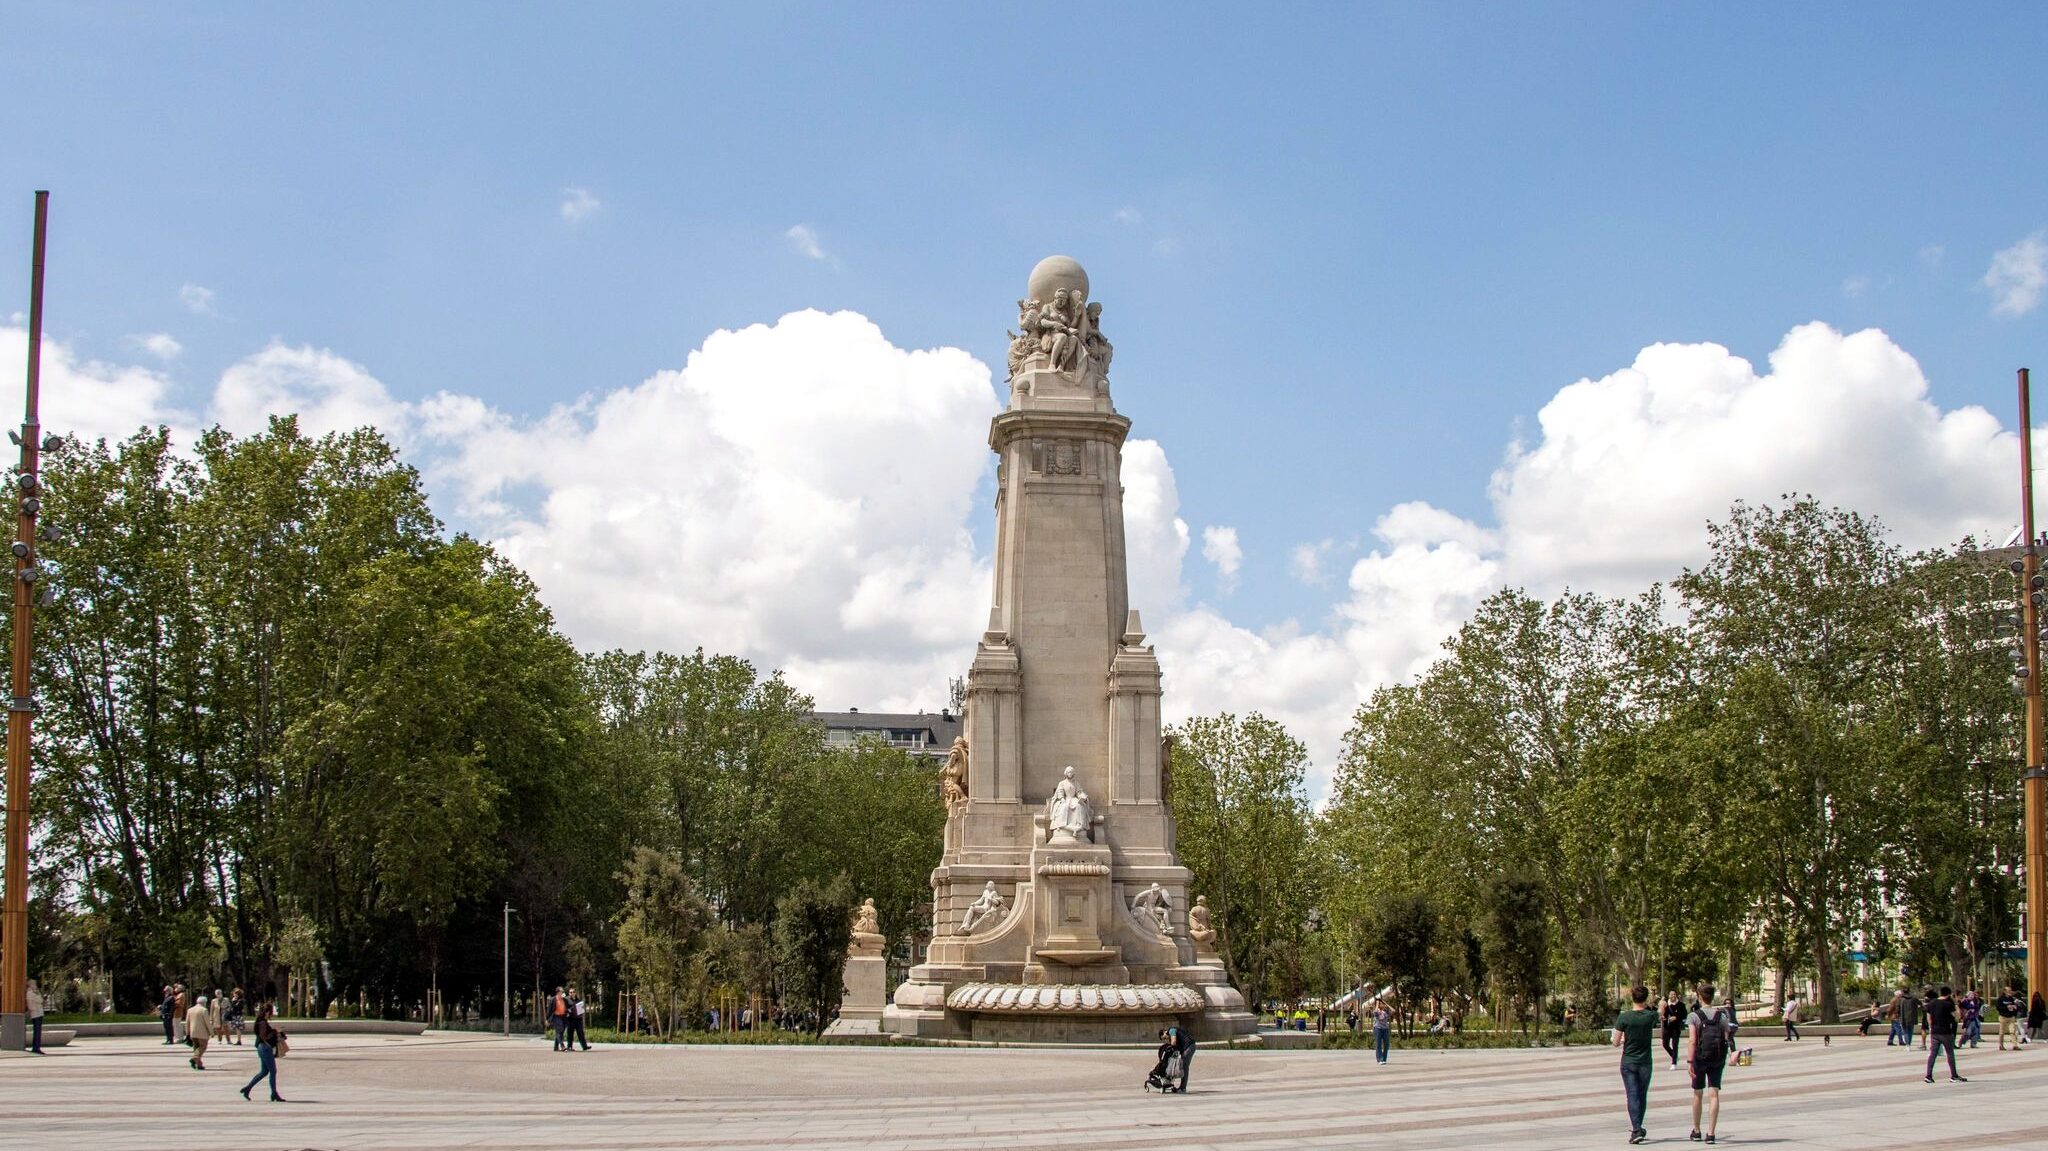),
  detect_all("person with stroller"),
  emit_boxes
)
[1145,1024,1194,1093]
